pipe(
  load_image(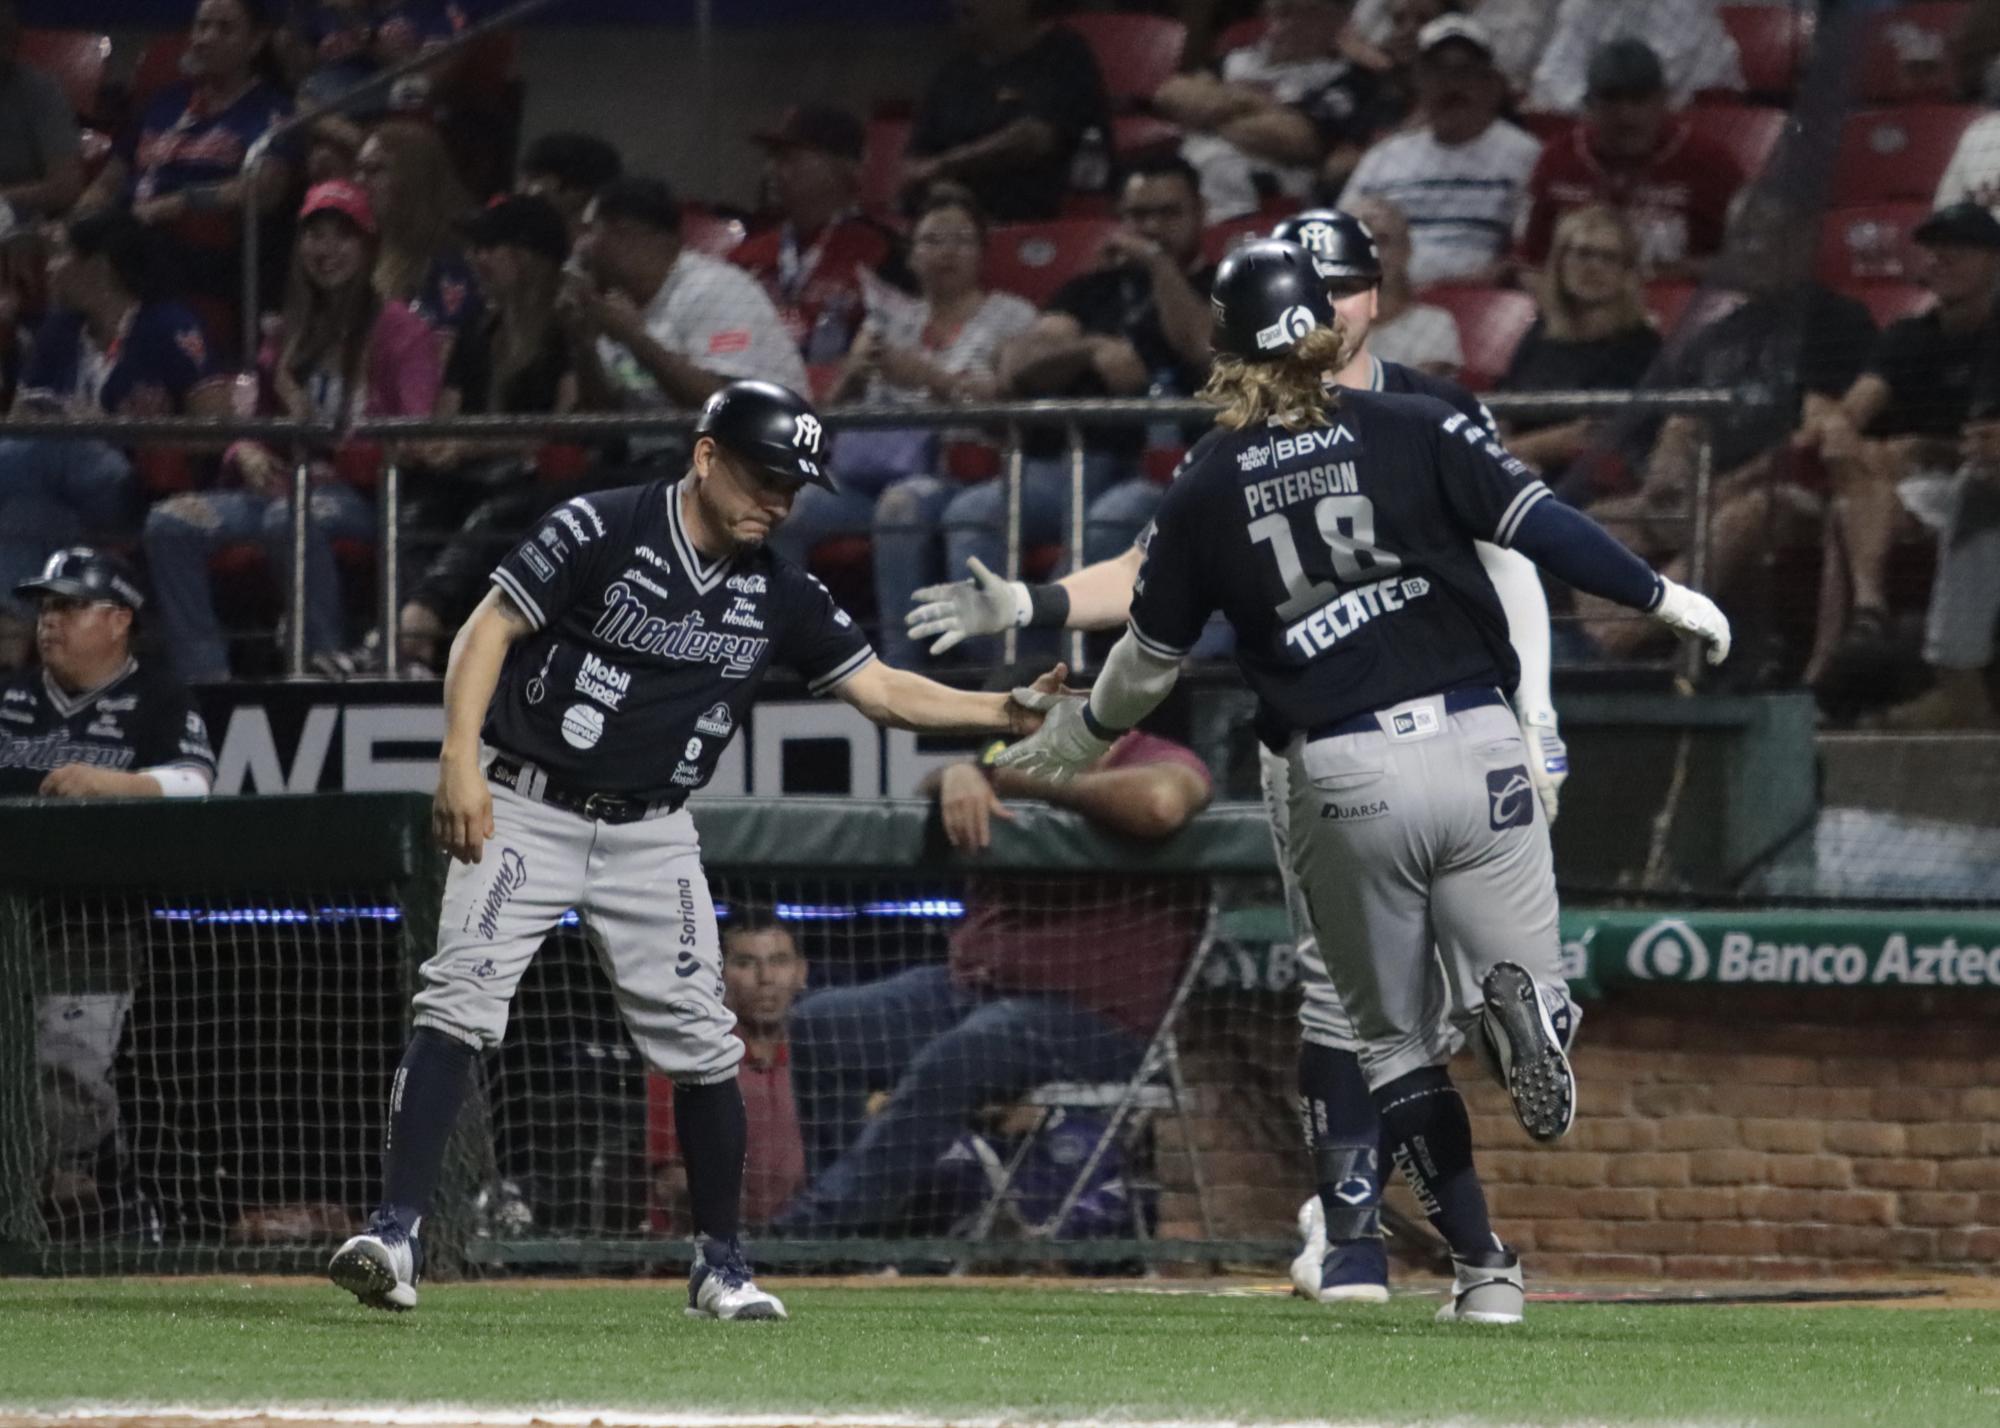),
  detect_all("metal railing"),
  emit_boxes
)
[3,387,1757,679]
